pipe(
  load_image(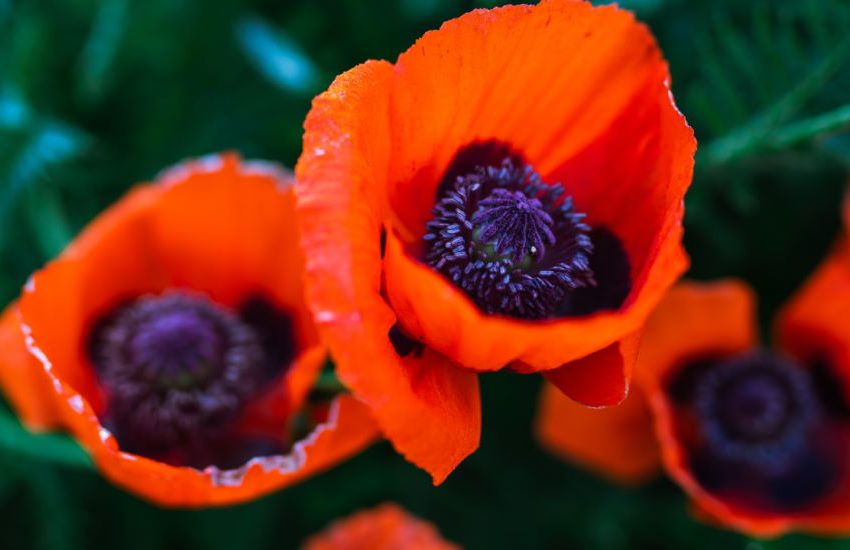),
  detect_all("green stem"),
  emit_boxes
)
[699,103,850,165]
[768,103,850,149]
